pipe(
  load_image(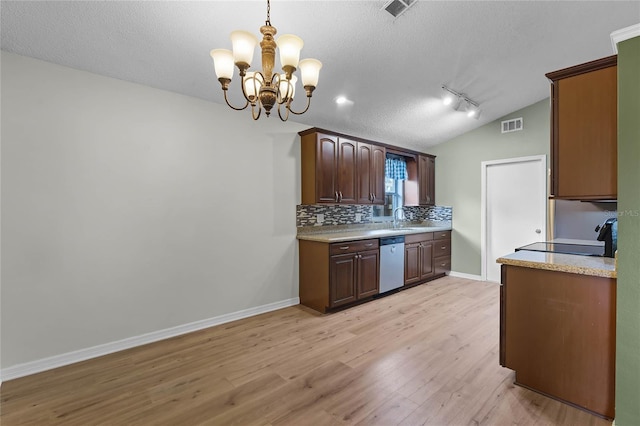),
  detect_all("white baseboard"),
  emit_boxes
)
[1,297,300,382]
[448,271,484,281]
